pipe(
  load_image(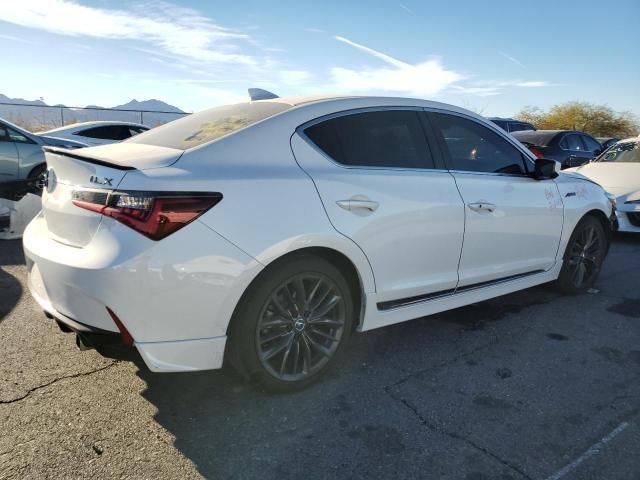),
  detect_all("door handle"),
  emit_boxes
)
[336,199,379,212]
[467,202,496,213]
